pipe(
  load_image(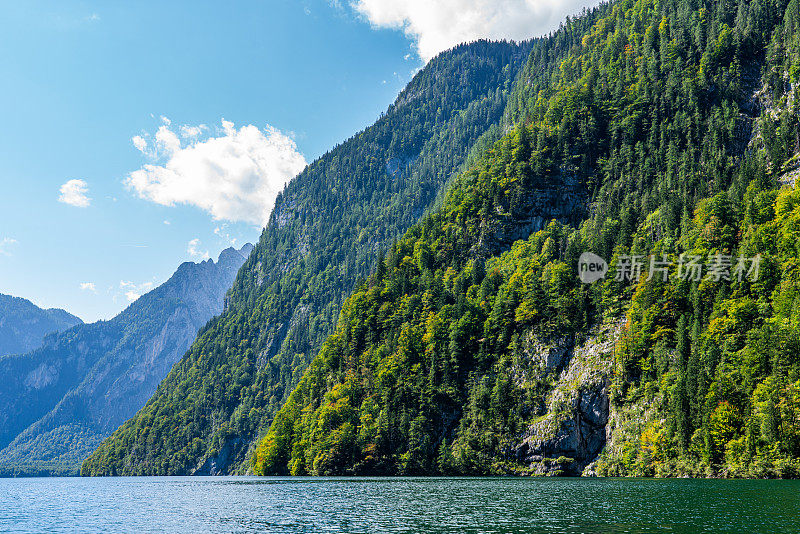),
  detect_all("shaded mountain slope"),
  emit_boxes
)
[0,245,251,475]
[0,294,82,357]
